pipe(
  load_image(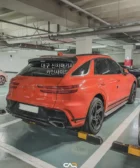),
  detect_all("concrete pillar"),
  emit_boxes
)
[123,45,135,67]
[76,37,92,55]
